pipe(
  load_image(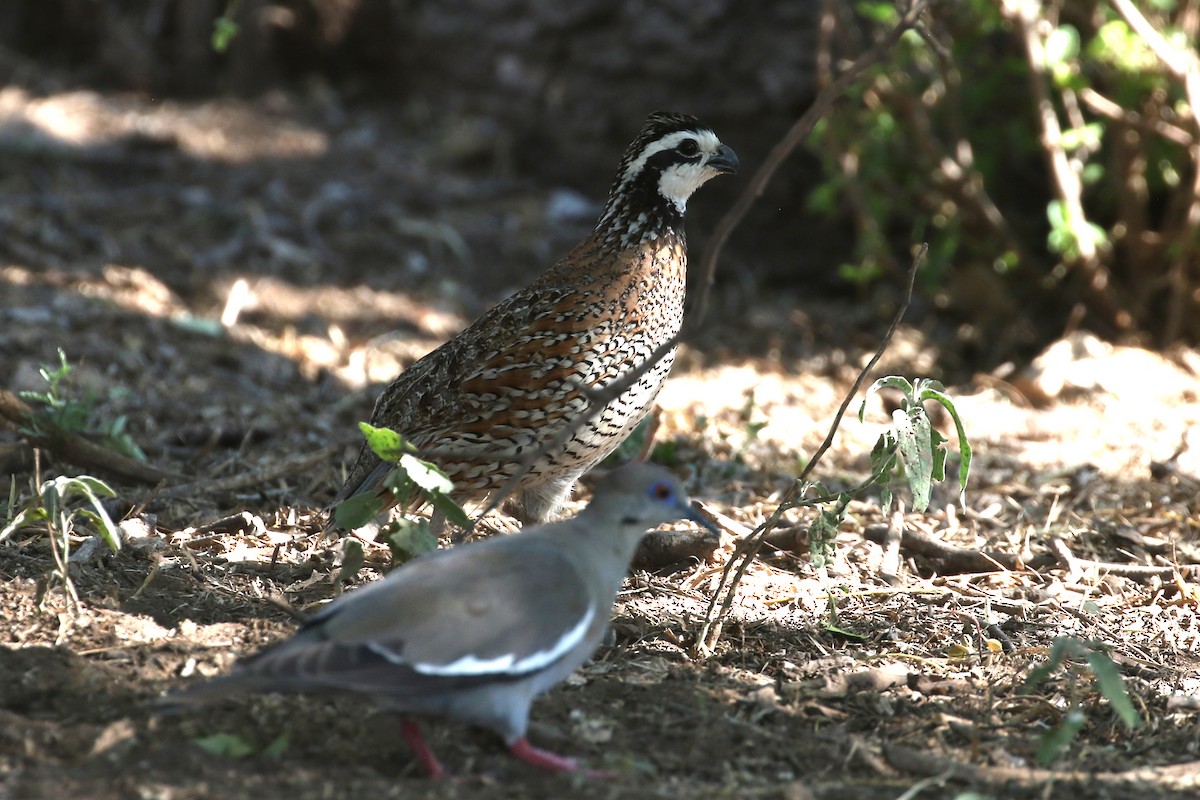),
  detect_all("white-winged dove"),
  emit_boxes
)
[168,463,717,778]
